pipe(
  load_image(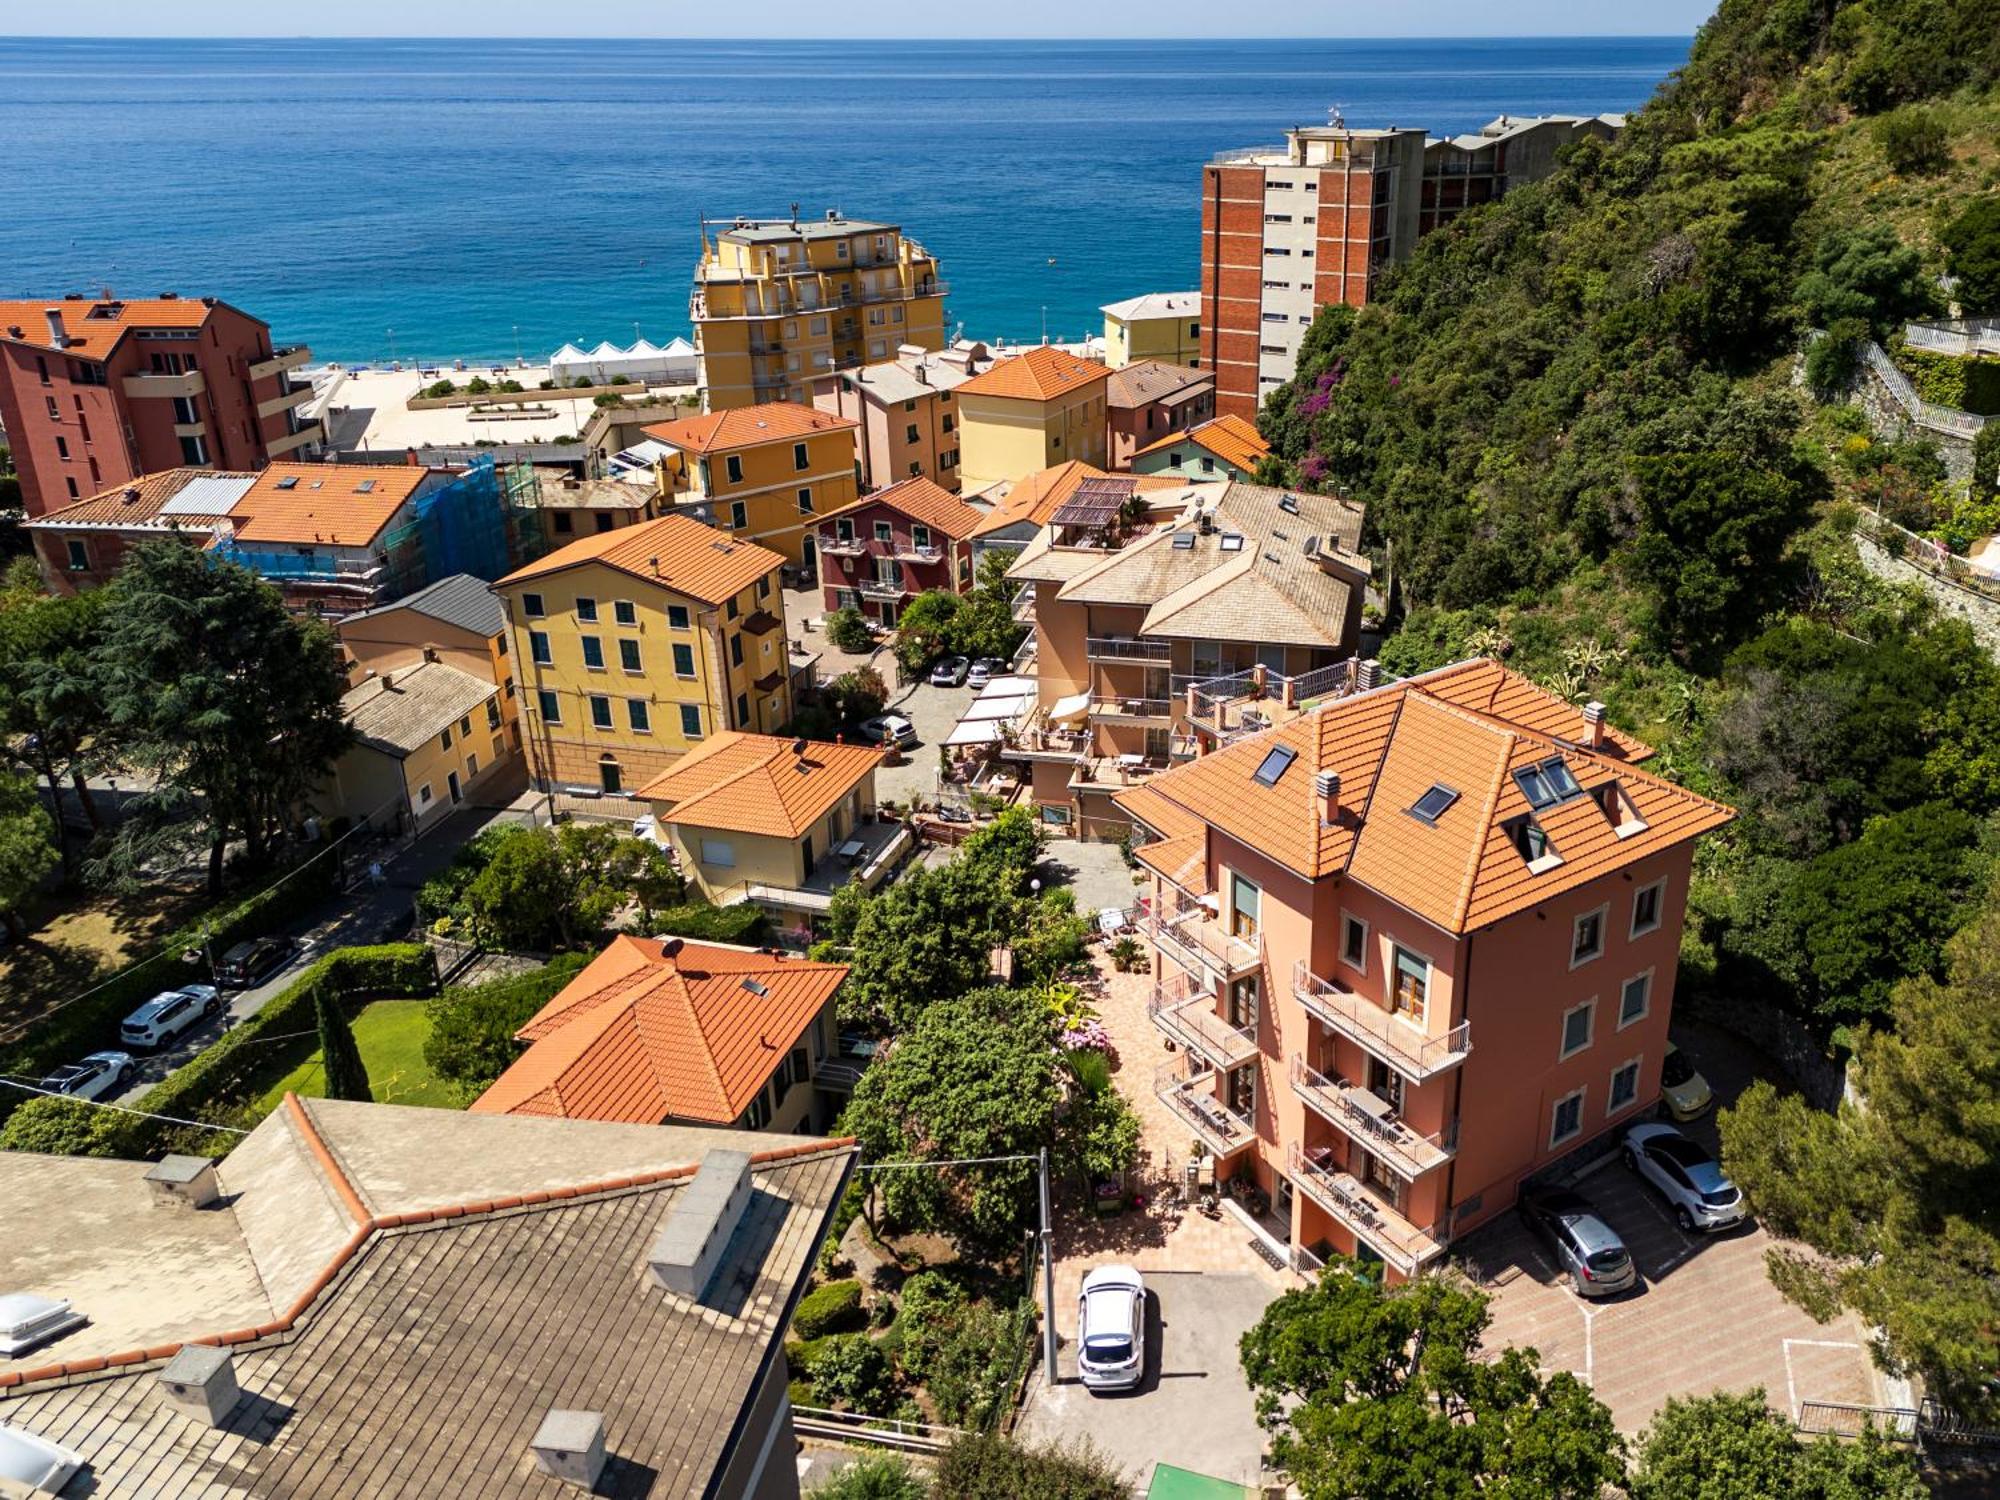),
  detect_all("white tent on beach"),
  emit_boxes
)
[549,337,697,387]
